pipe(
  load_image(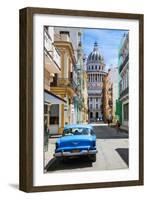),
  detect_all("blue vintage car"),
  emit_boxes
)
[54,124,97,162]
